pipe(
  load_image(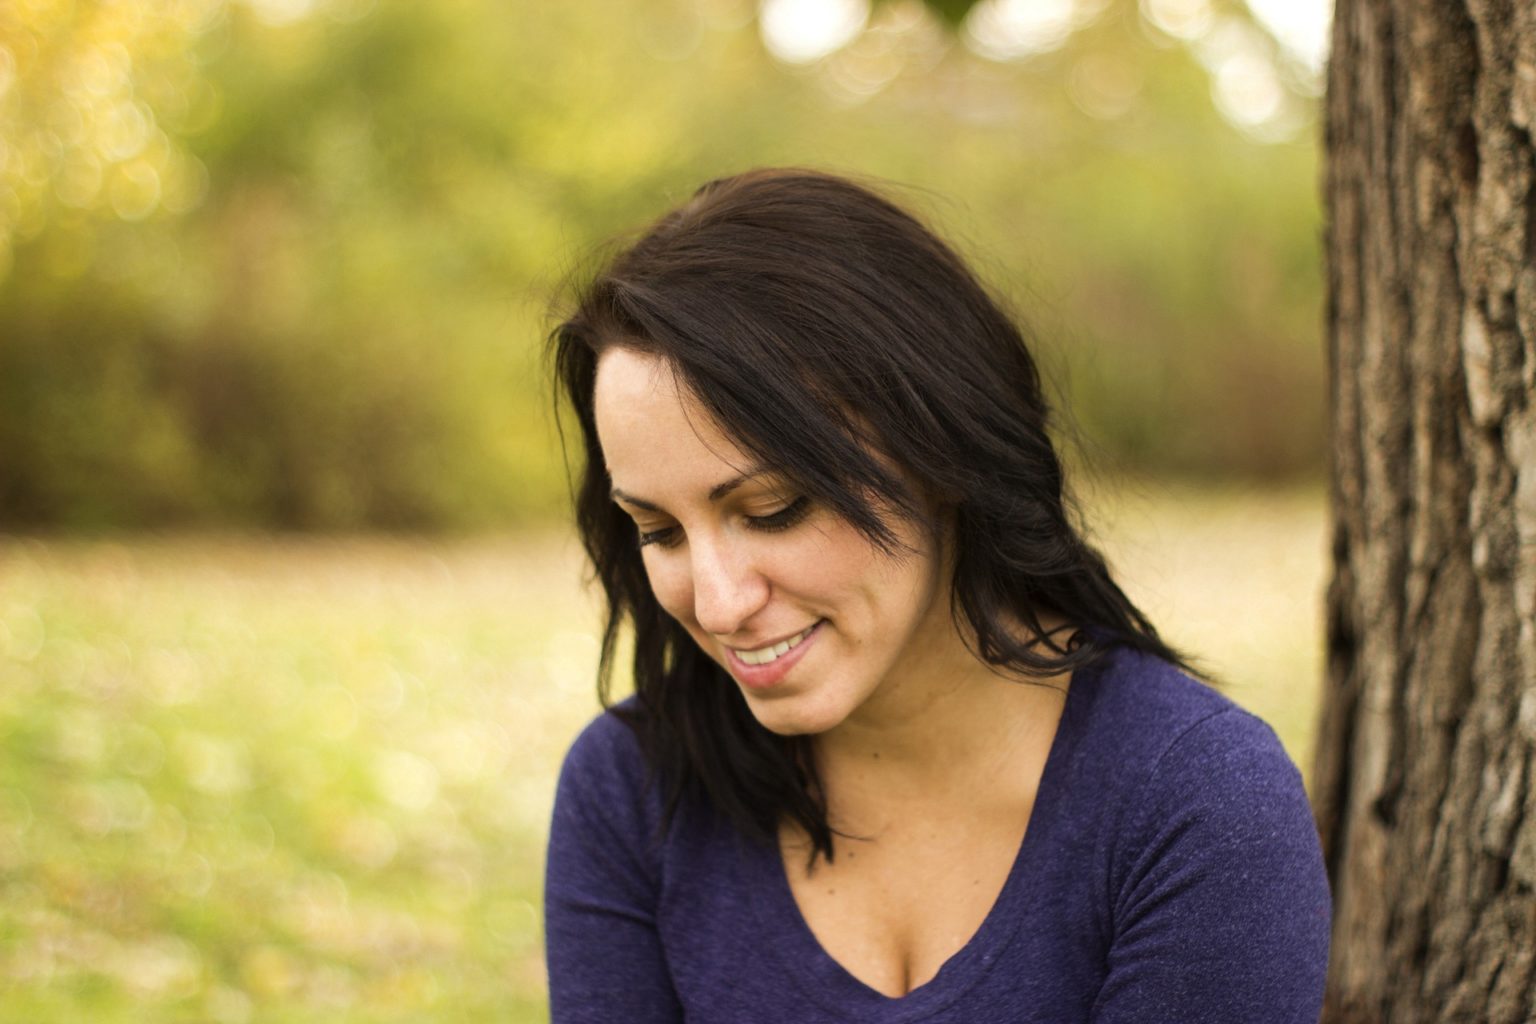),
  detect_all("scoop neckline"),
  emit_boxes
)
[741,661,1096,1023]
